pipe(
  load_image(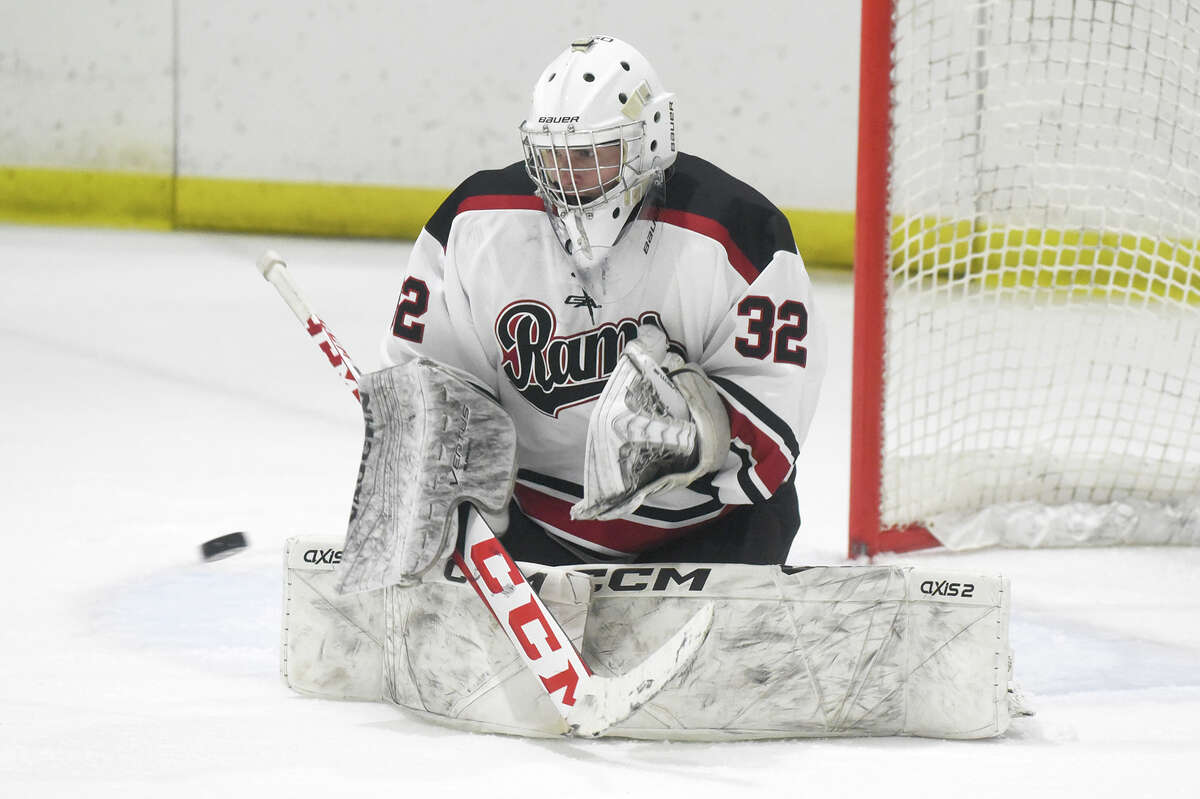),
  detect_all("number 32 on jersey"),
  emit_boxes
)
[735,296,807,366]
